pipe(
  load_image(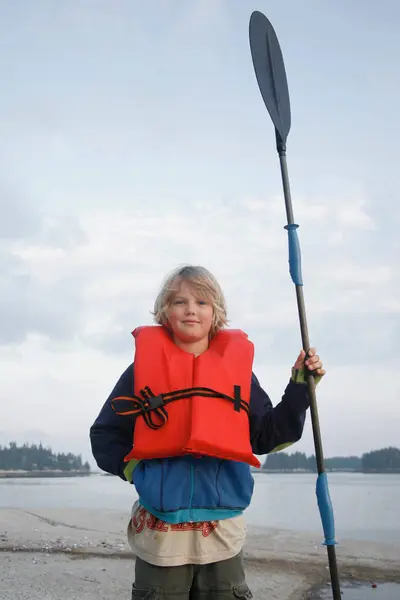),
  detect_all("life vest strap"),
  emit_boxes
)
[111,386,249,430]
